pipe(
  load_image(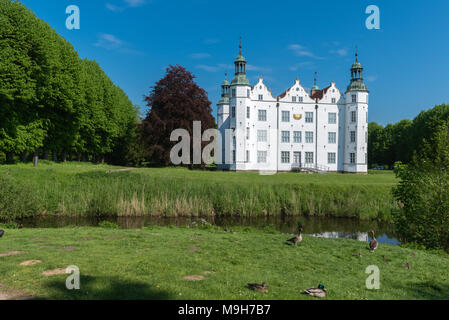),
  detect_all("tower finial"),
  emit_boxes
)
[225,72,227,80]
[314,71,317,86]
[355,45,358,62]
[239,36,242,56]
